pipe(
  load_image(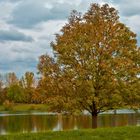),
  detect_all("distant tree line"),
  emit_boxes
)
[0,72,45,104]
